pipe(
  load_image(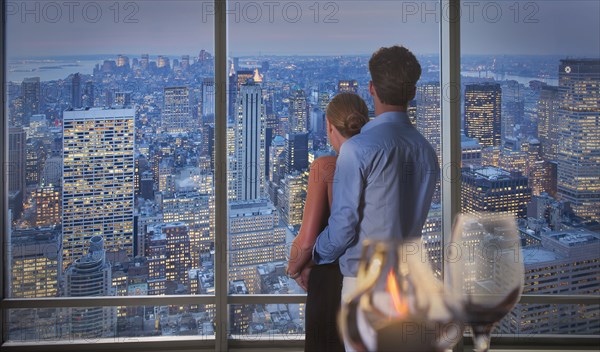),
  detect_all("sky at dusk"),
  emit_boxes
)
[6,0,600,58]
